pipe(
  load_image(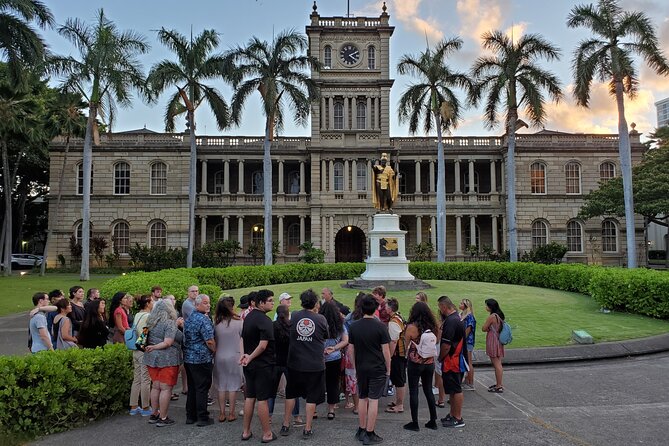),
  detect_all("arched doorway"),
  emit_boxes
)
[335,226,366,262]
